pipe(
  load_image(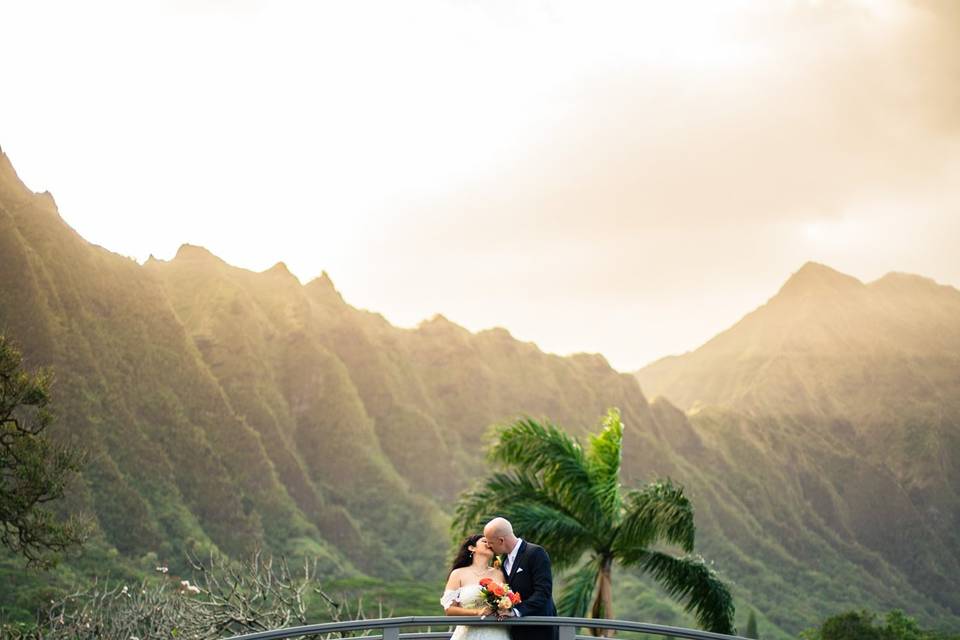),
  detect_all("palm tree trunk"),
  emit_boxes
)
[589,556,614,637]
